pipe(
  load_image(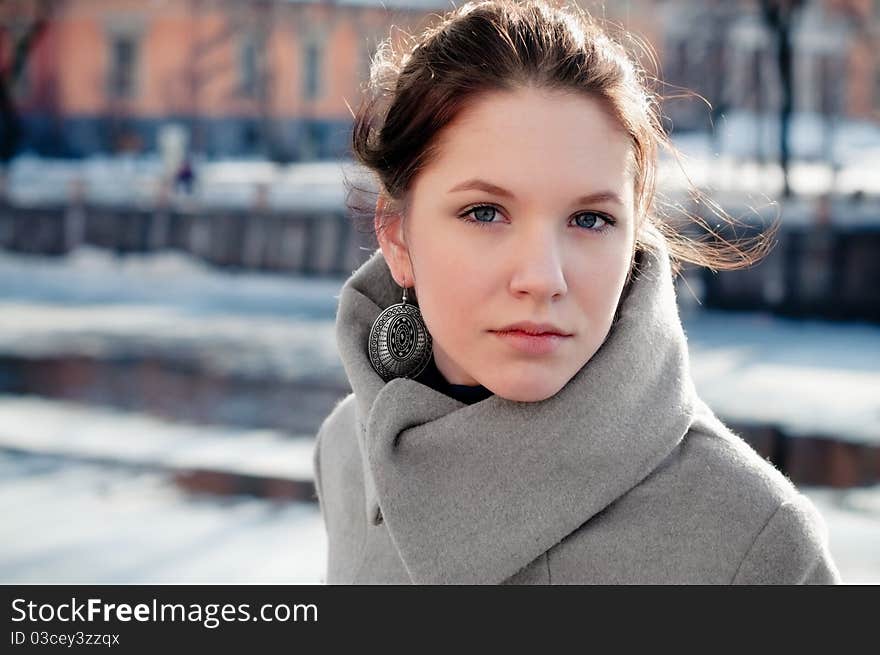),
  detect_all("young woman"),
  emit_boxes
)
[312,0,841,584]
